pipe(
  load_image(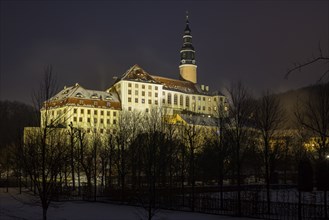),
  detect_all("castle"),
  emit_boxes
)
[40,16,226,134]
